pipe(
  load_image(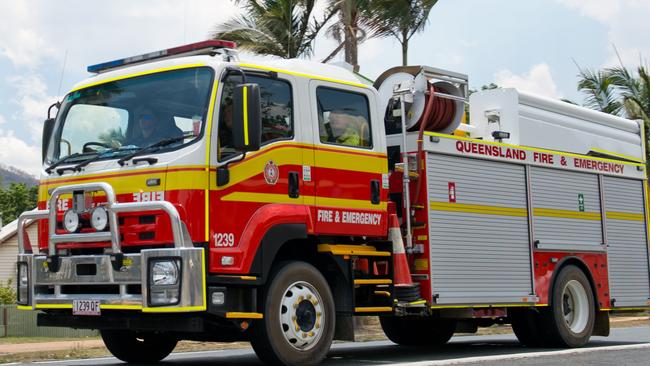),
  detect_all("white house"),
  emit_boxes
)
[0,218,38,286]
